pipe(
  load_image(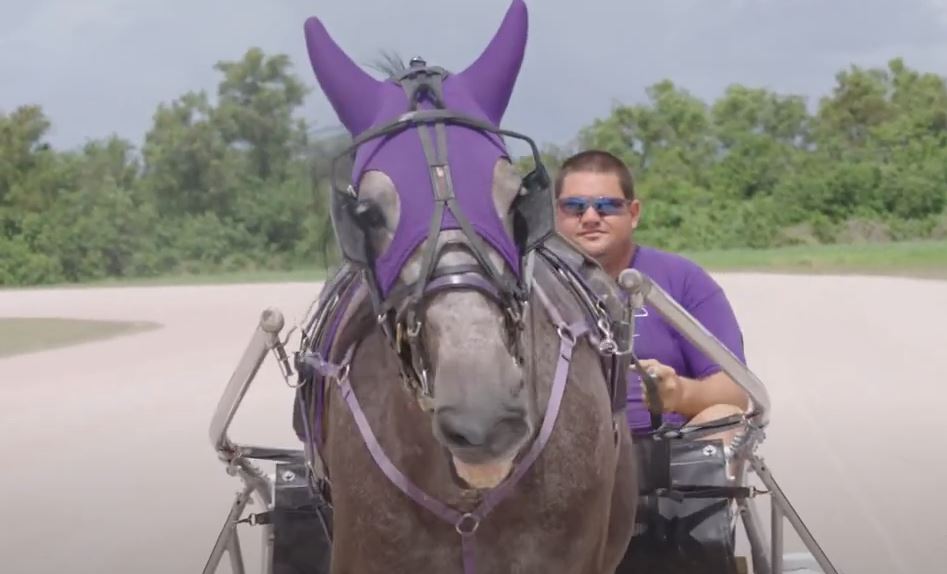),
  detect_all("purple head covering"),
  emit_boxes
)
[304,0,530,296]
